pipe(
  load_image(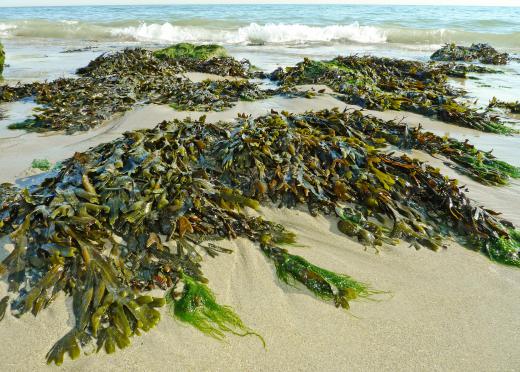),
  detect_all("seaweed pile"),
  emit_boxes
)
[439,63,500,78]
[0,48,265,133]
[268,56,512,134]
[175,57,252,78]
[343,110,520,186]
[153,43,229,61]
[488,97,520,114]
[431,43,509,65]
[152,43,251,78]
[1,109,518,365]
